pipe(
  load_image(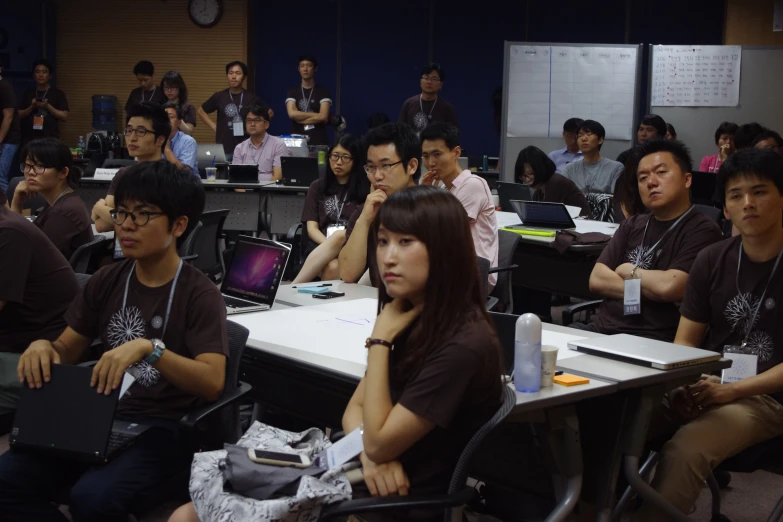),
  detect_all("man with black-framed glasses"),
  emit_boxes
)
[92,102,171,233]
[398,63,458,134]
[231,103,289,182]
